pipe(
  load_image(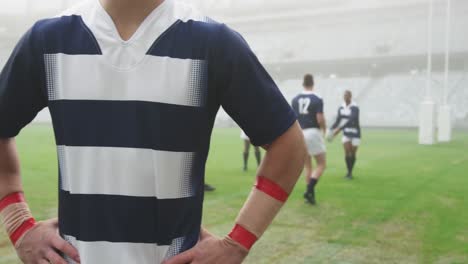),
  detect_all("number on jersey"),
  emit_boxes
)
[298,98,311,114]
